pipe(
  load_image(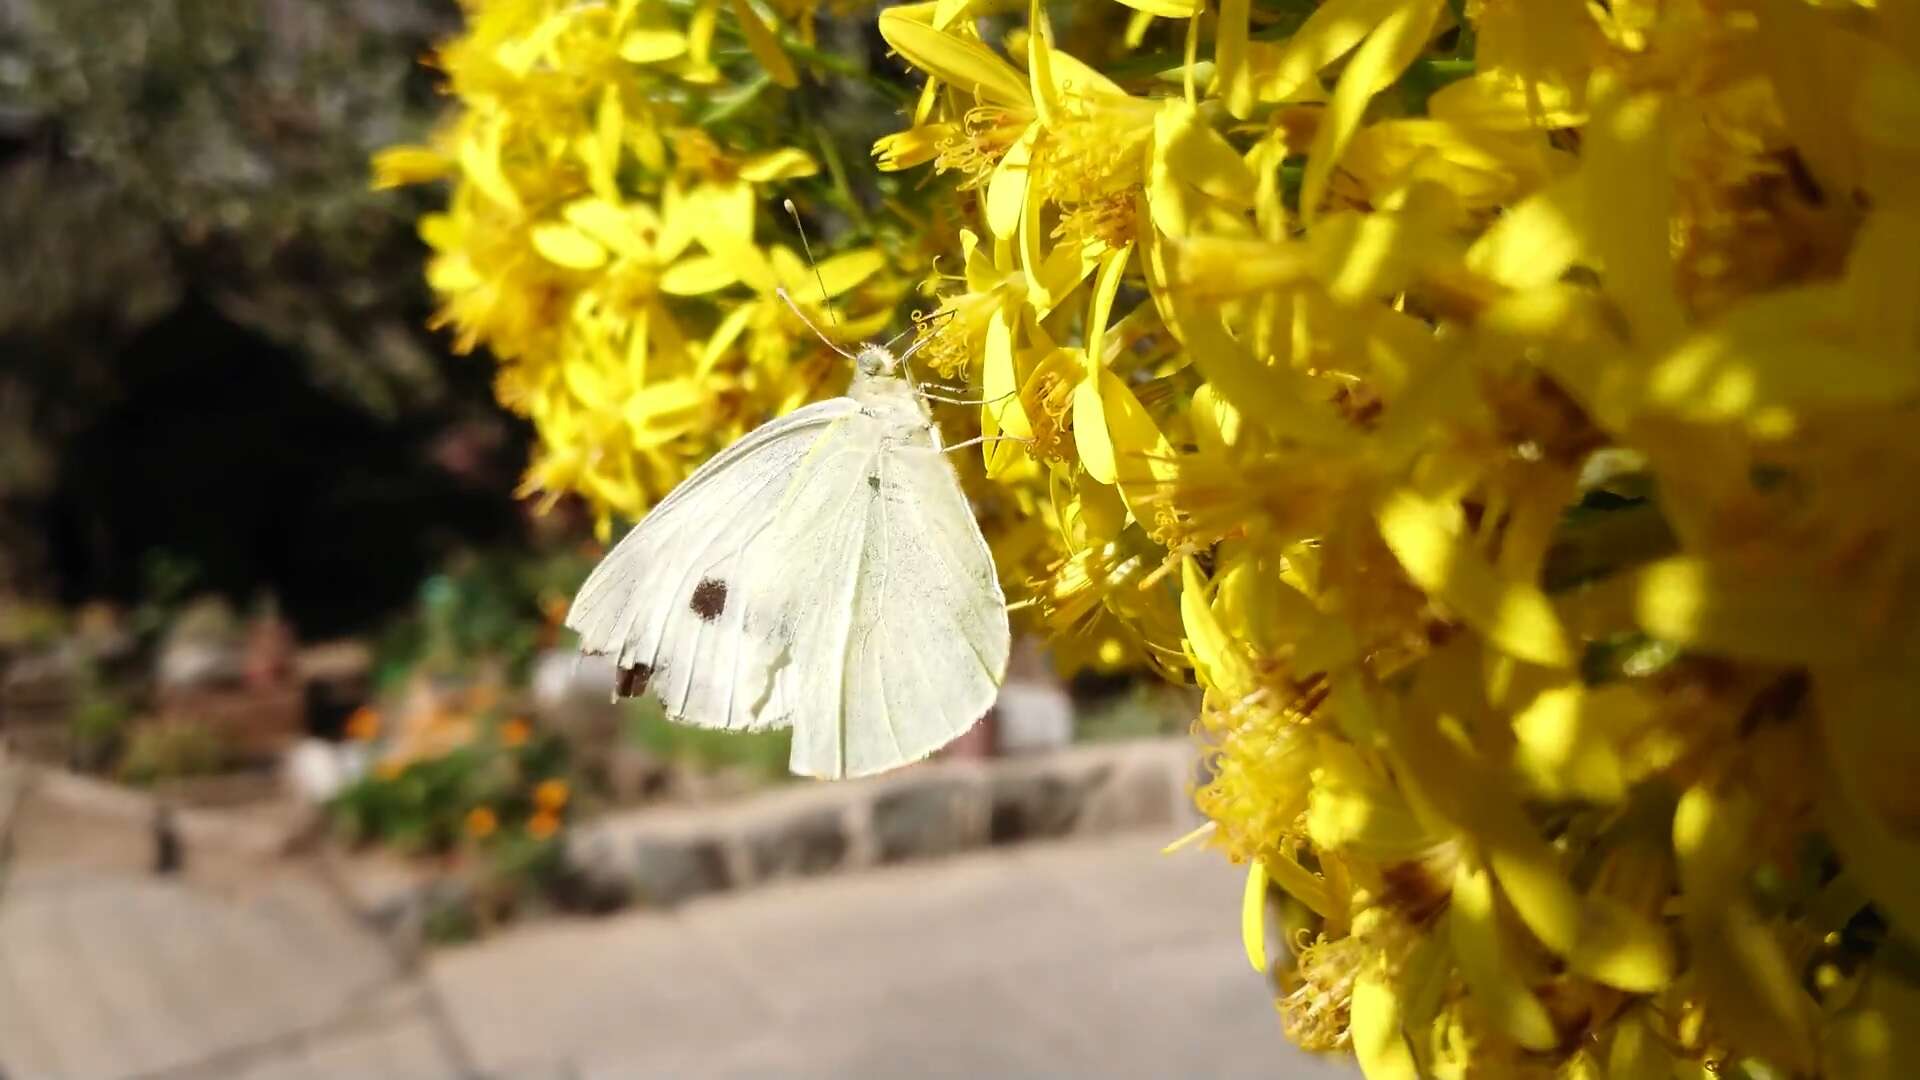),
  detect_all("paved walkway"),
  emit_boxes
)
[1,757,1351,1078]
[430,832,1352,1078]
